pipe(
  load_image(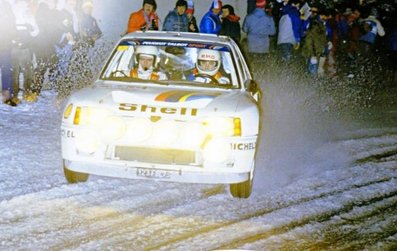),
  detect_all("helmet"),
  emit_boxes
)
[196,49,221,76]
[135,45,160,68]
